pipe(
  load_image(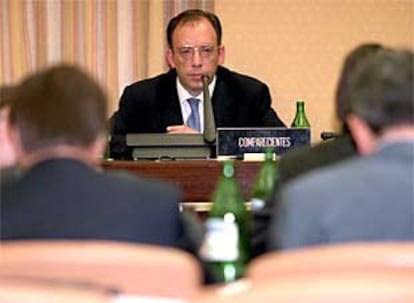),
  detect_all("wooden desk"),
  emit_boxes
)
[102,160,262,205]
